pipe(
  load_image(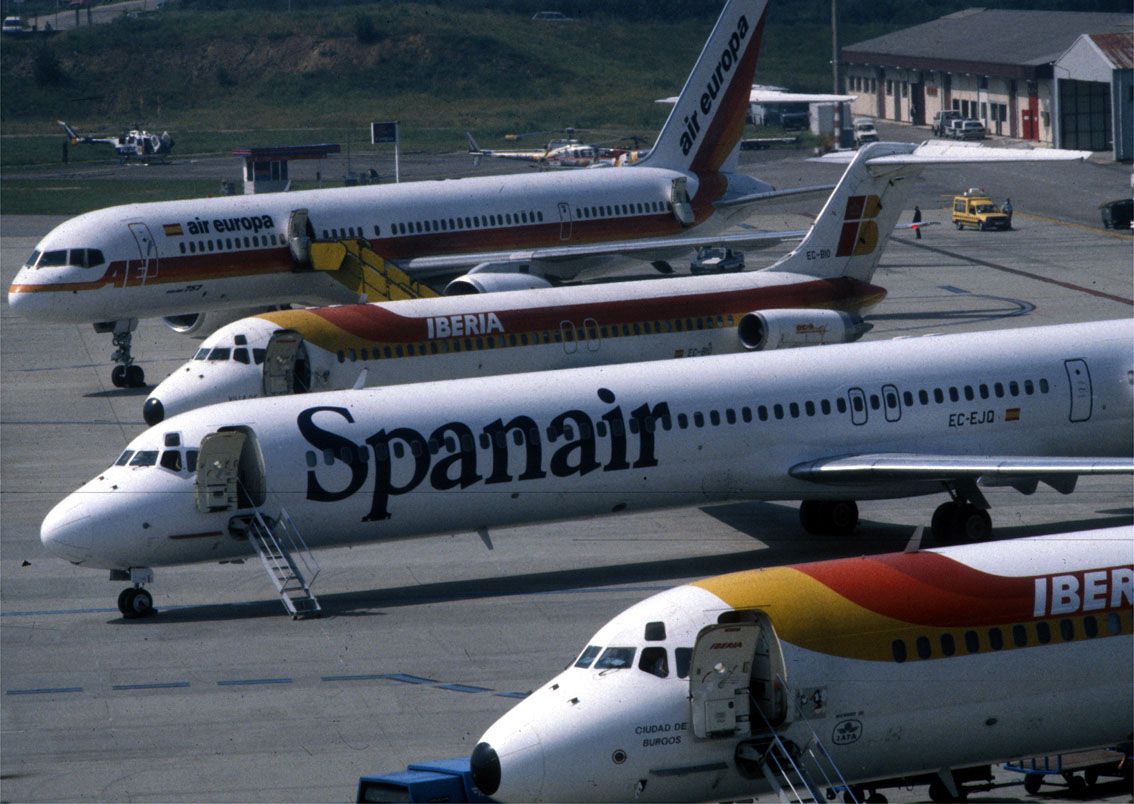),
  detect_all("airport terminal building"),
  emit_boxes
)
[840,9,1133,160]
